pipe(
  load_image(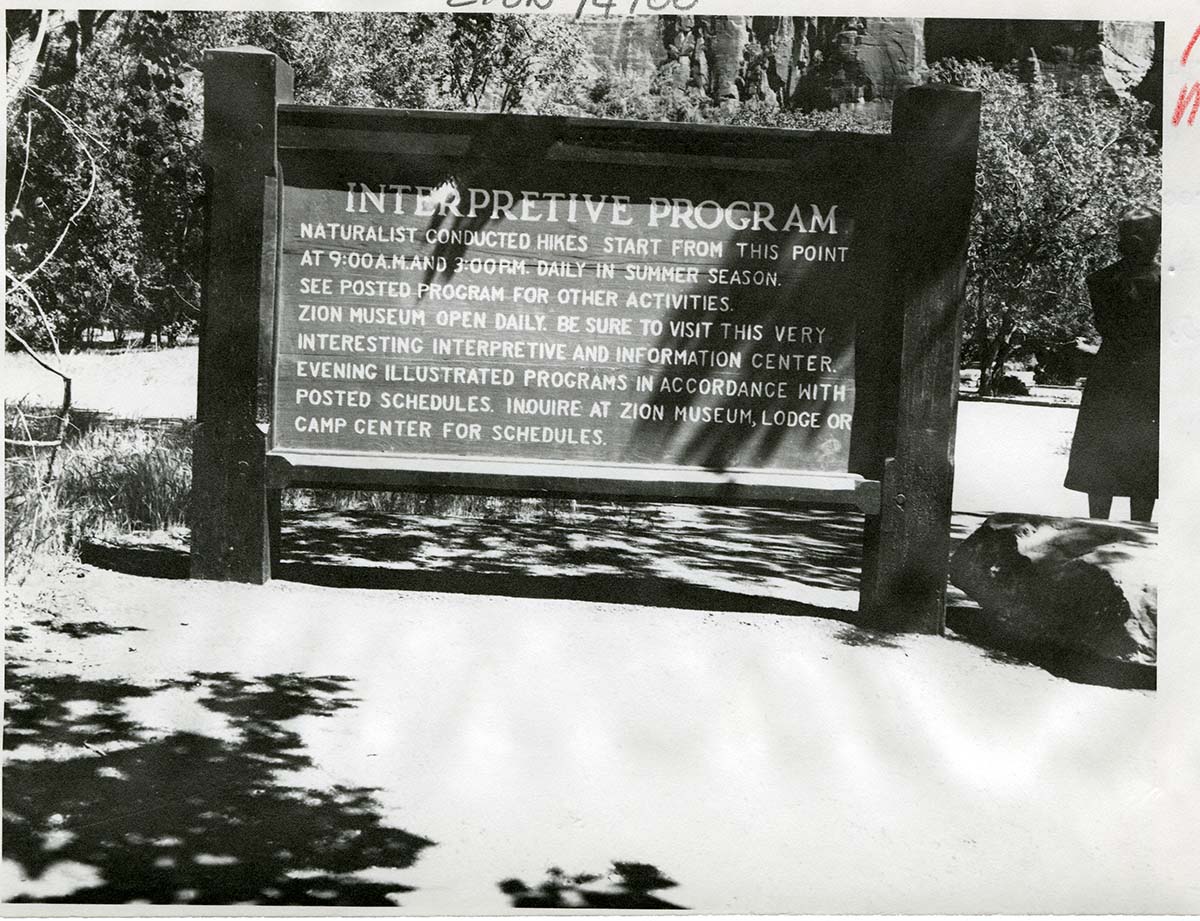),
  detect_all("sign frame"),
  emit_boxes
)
[191,47,980,634]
